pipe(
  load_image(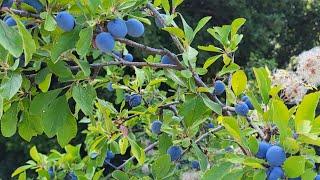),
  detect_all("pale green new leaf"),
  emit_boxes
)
[0,72,22,100]
[231,70,247,96]
[76,27,93,57]
[1,102,19,137]
[283,156,305,178]
[0,20,23,57]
